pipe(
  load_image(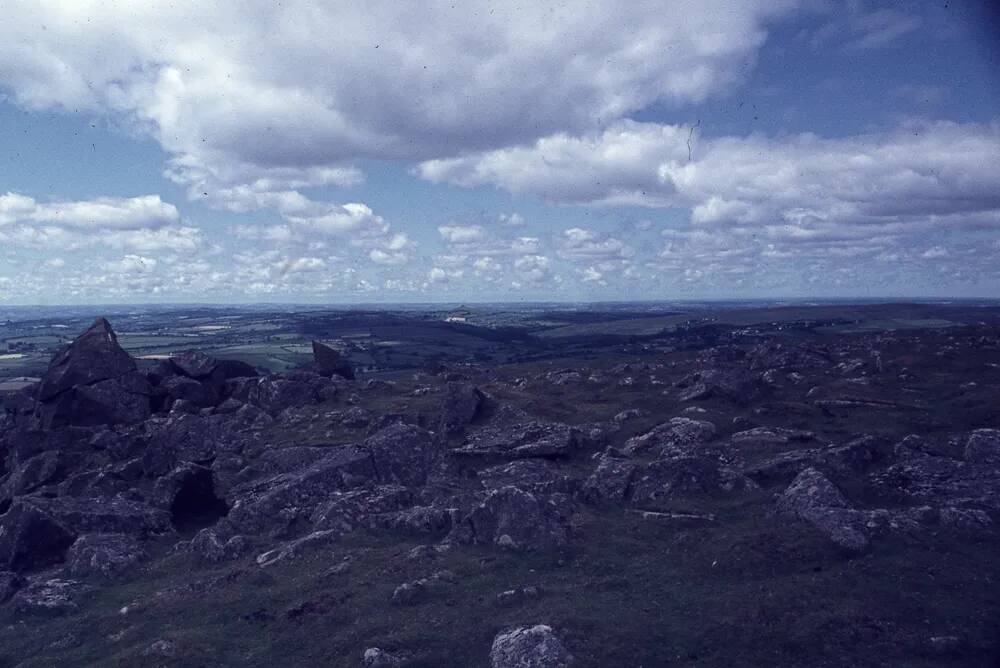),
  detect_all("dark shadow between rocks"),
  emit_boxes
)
[169,469,229,535]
